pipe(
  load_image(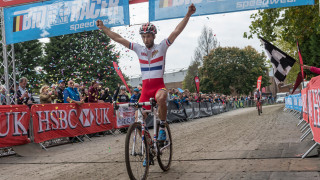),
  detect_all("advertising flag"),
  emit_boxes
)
[4,0,130,44]
[297,40,304,80]
[194,76,200,93]
[113,62,131,95]
[257,76,262,91]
